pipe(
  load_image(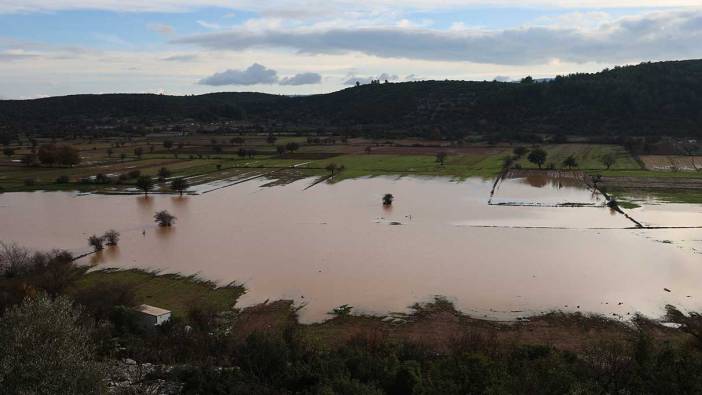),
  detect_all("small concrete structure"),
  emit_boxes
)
[135,304,171,327]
